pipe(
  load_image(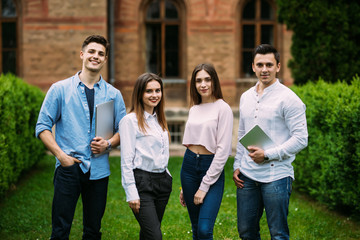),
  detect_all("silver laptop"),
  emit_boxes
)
[239,125,275,151]
[95,100,114,140]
